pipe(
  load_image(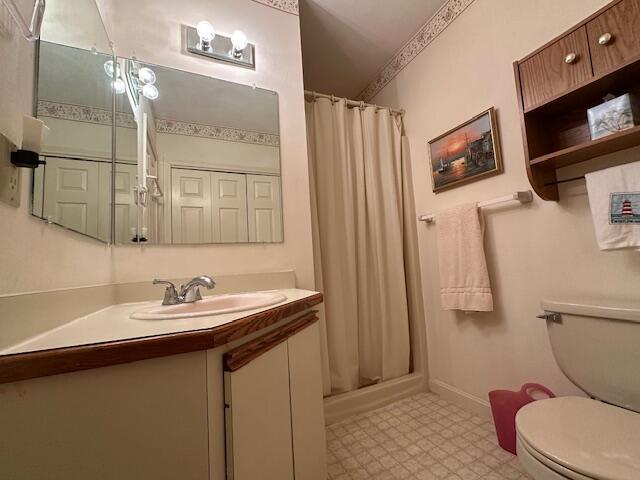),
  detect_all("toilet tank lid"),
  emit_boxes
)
[542,300,640,324]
